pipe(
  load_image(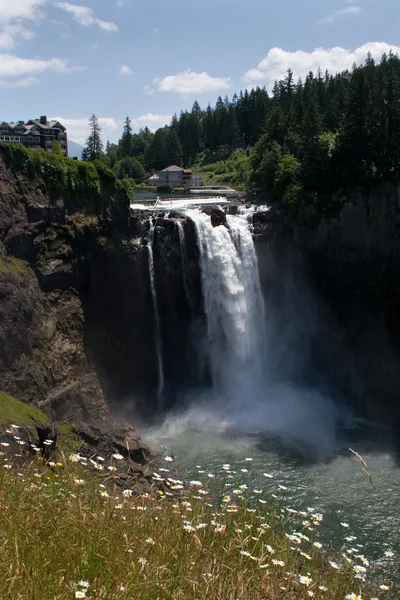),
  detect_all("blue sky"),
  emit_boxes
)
[0,0,399,144]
